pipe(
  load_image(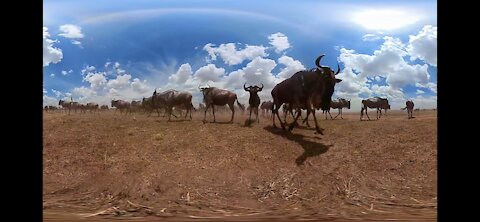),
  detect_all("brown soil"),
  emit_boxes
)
[43,109,437,221]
